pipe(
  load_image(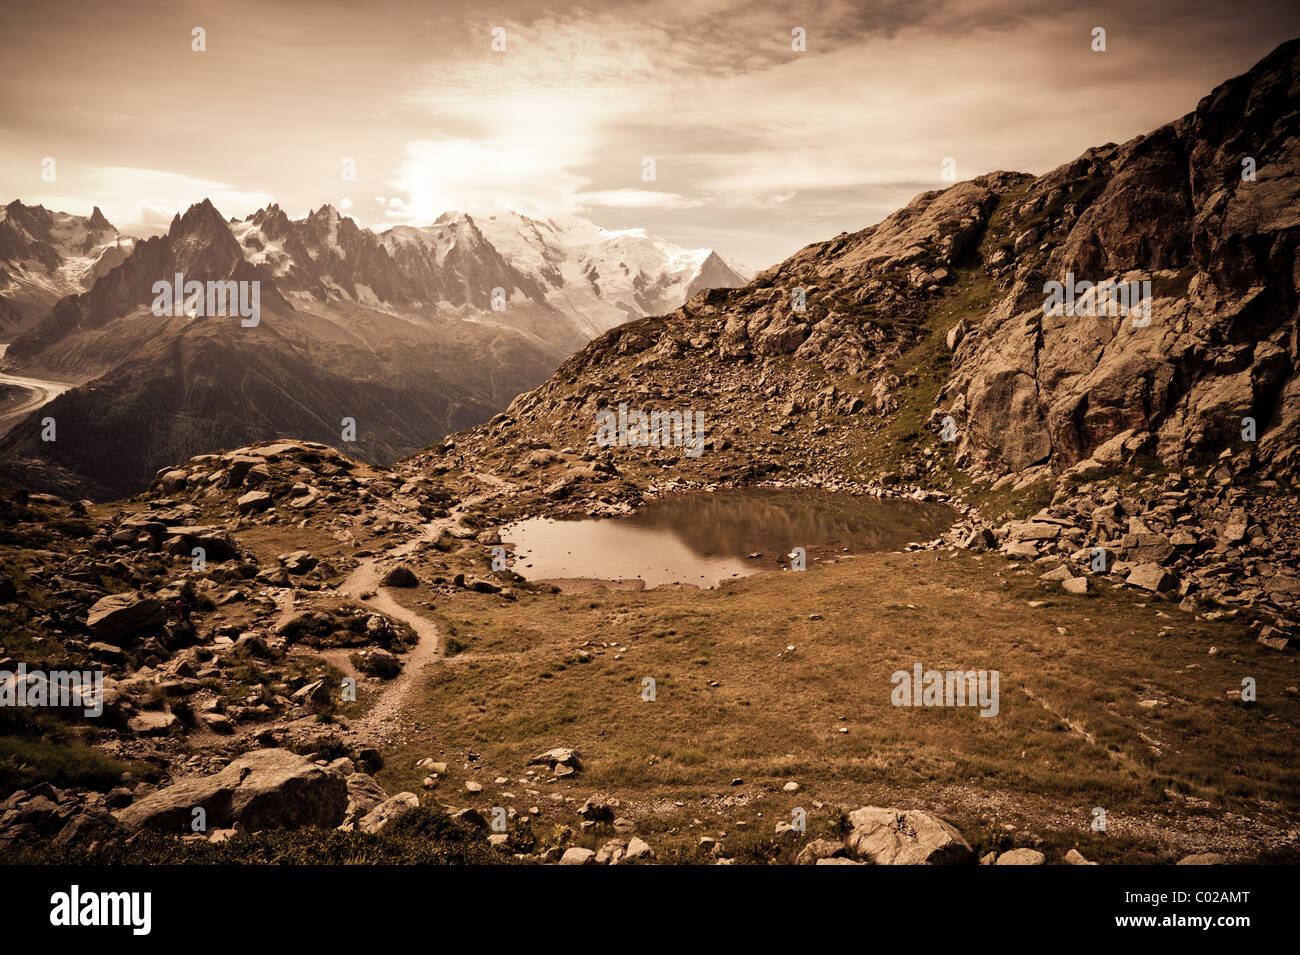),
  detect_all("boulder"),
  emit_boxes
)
[624,836,656,862]
[235,490,272,514]
[279,551,318,574]
[844,807,974,865]
[115,748,347,833]
[1001,541,1039,559]
[166,526,240,560]
[357,647,401,678]
[1120,532,1174,563]
[1009,521,1062,542]
[380,565,418,588]
[291,680,331,708]
[995,848,1046,865]
[1127,563,1177,593]
[342,773,389,827]
[578,796,616,823]
[357,793,420,835]
[86,593,165,643]
[127,710,178,737]
[796,838,848,864]
[595,838,627,865]
[529,748,584,775]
